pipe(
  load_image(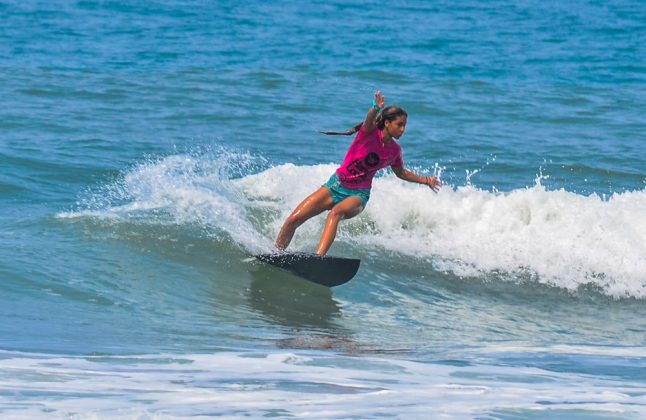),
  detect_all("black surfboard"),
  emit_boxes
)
[255,252,360,287]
